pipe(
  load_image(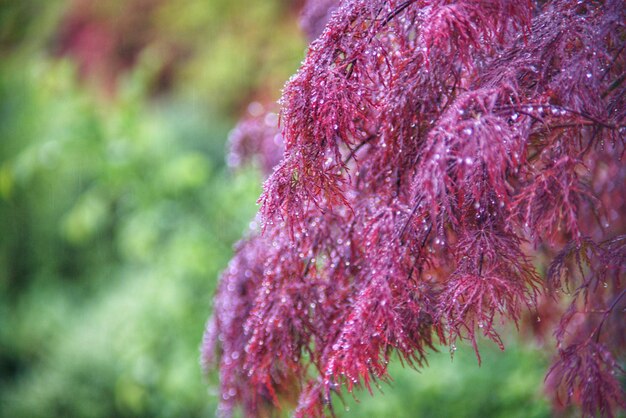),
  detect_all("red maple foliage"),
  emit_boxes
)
[203,1,626,417]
